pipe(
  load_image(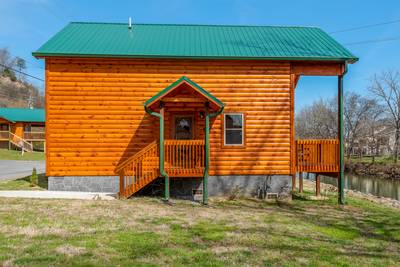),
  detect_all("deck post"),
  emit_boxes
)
[203,103,224,205]
[338,68,346,205]
[299,172,303,193]
[144,105,169,202]
[119,171,125,198]
[315,174,321,197]
[291,174,296,192]
[160,105,170,201]
[203,109,209,205]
